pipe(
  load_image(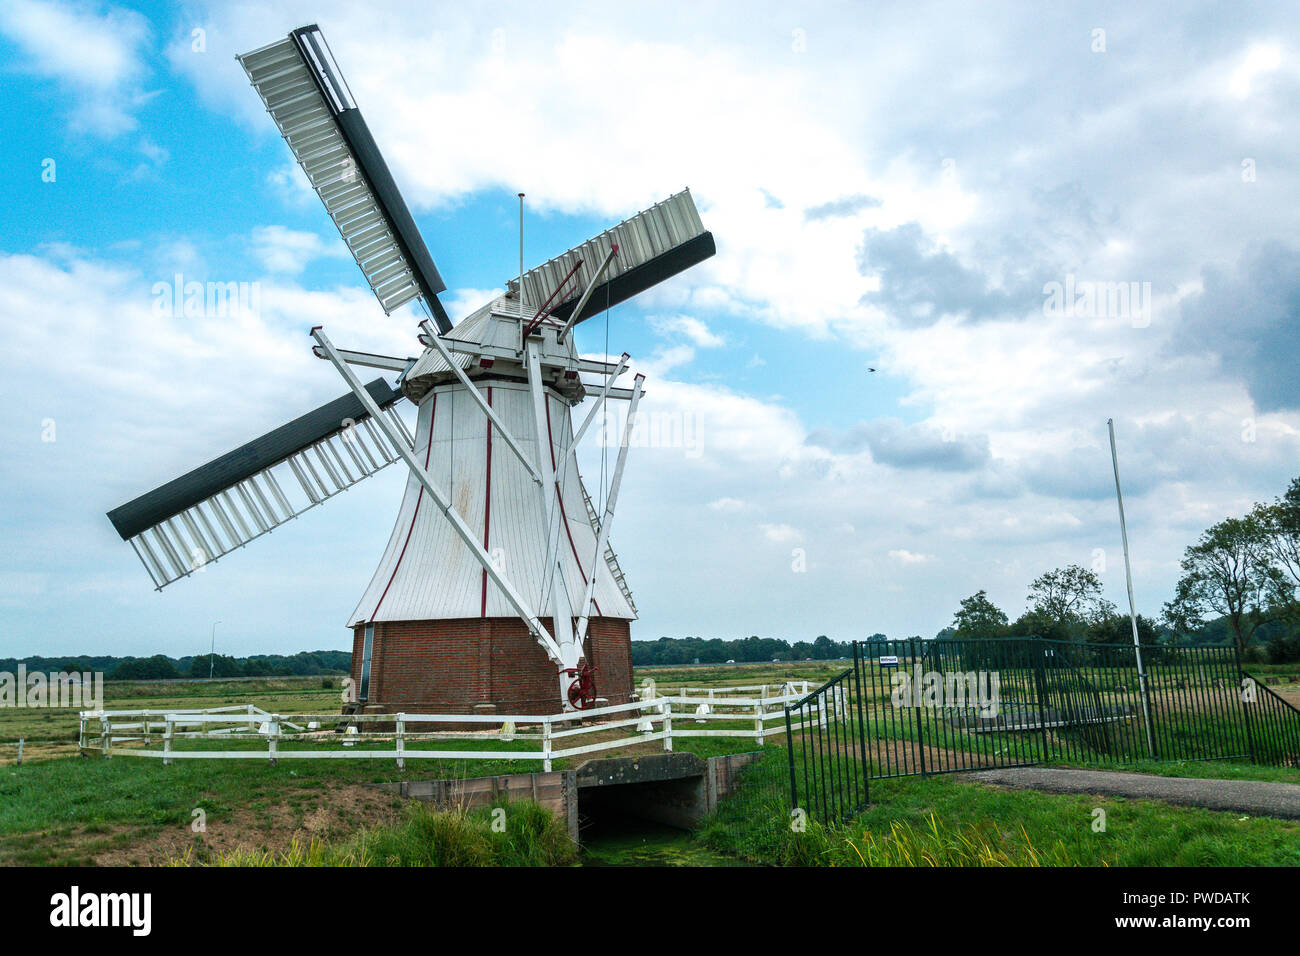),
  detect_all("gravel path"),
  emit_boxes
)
[965,767,1300,820]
